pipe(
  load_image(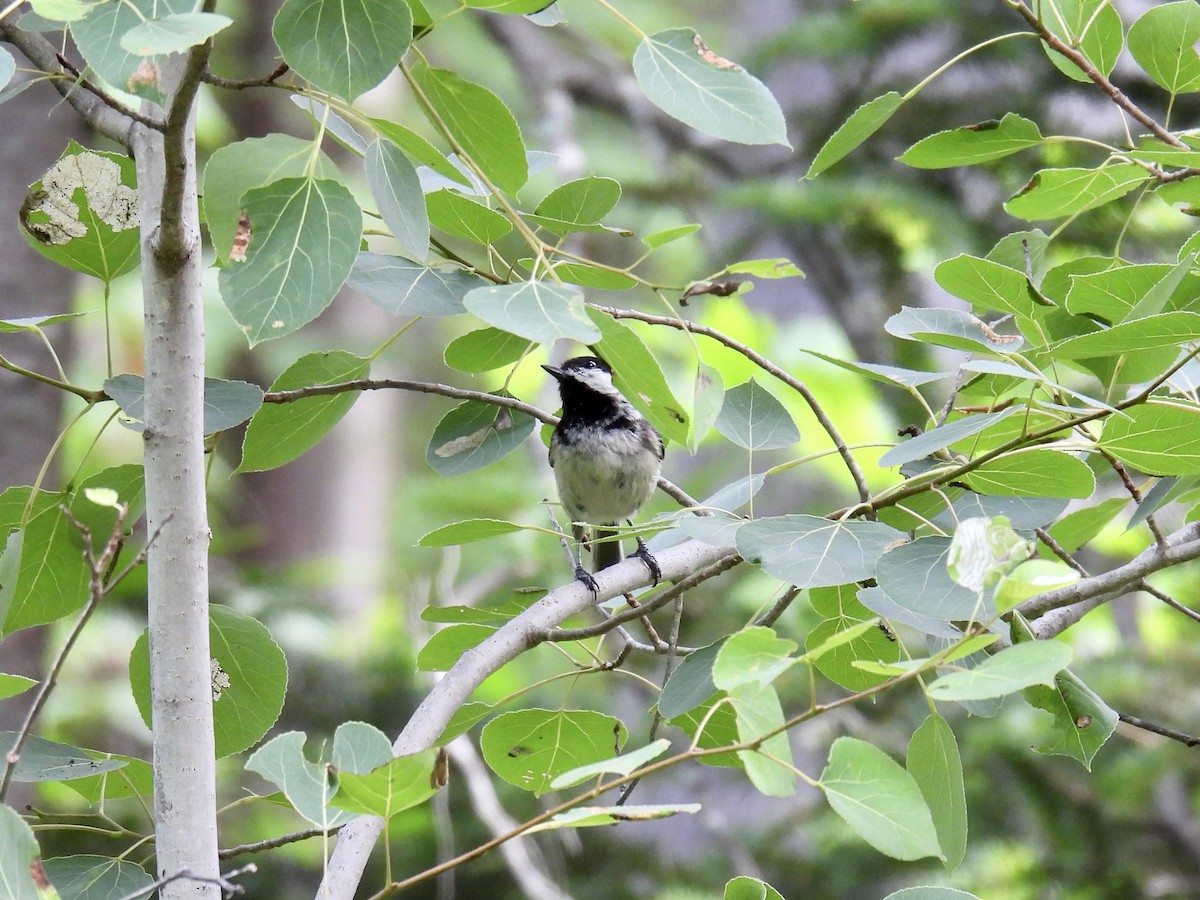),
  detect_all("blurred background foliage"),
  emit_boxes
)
[4,0,1200,897]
